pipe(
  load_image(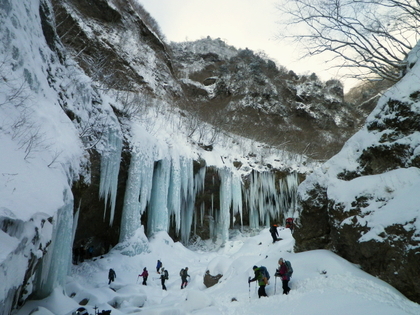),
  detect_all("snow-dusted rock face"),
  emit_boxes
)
[171,39,365,160]
[294,47,420,302]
